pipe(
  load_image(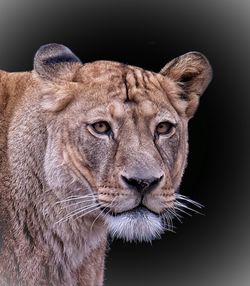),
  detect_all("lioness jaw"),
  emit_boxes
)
[0,43,212,285]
